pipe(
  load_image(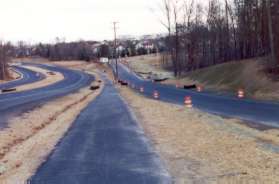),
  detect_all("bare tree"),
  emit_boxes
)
[0,42,9,80]
[266,0,277,68]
